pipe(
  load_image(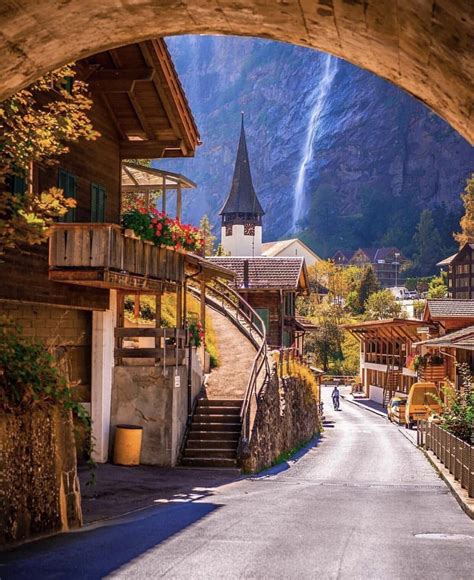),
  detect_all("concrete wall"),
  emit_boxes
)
[110,349,202,466]
[0,407,82,546]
